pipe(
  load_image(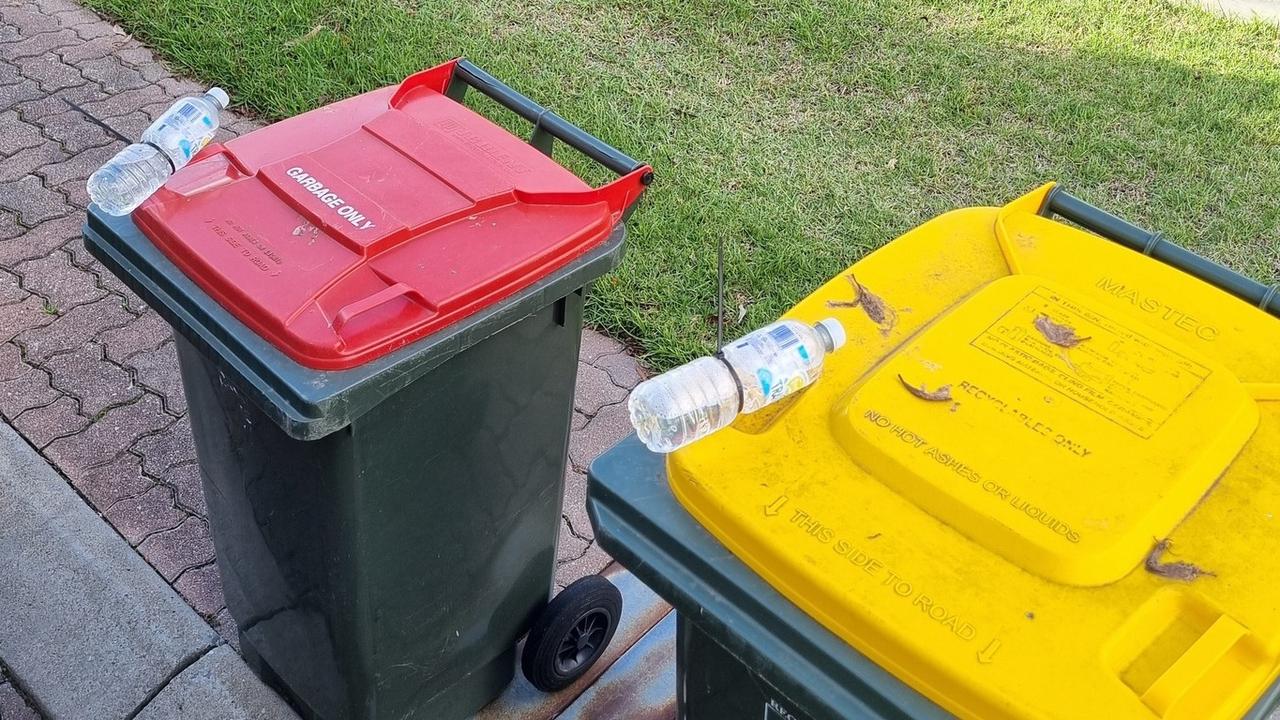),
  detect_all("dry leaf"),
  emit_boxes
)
[898,374,953,402]
[827,274,897,335]
[1145,539,1214,582]
[1034,314,1091,348]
